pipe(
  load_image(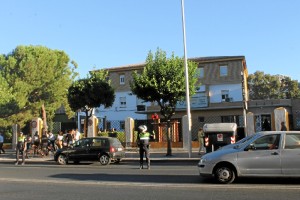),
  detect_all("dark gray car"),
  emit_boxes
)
[198,131,300,184]
[54,136,125,165]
